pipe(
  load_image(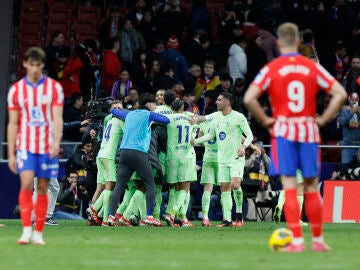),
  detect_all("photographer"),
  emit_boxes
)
[54,171,88,220]
[340,92,360,163]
